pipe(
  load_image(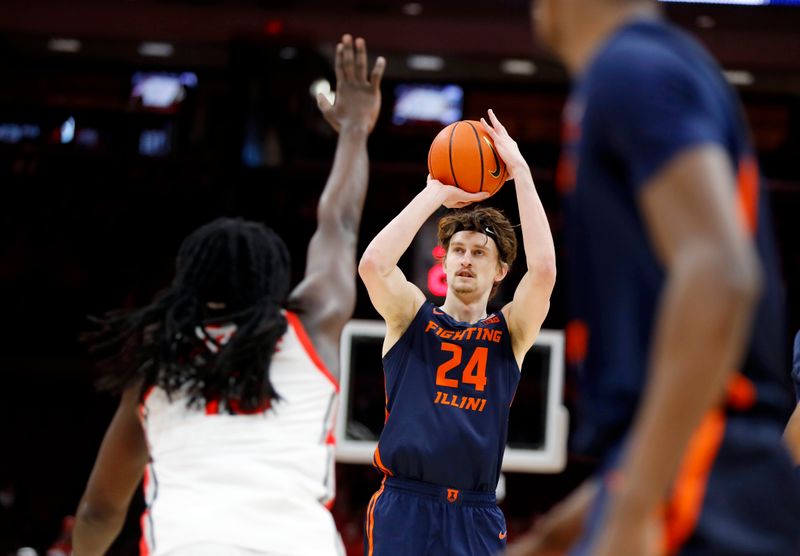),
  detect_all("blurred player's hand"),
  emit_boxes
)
[504,515,575,556]
[317,34,385,133]
[426,174,490,209]
[480,109,528,181]
[504,531,565,556]
[590,500,662,556]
